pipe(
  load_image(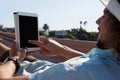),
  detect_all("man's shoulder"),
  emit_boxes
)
[62,48,104,69]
